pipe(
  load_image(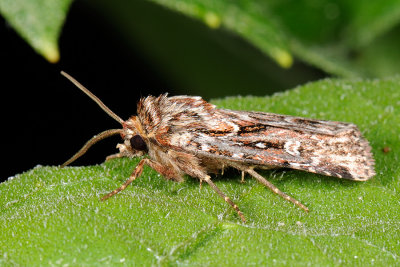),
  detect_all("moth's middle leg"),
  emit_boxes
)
[201,175,246,223]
